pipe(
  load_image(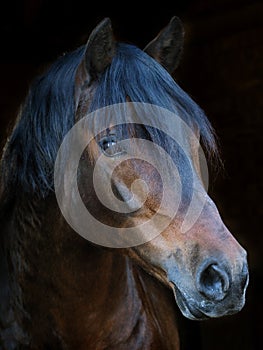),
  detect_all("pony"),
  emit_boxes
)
[0,17,249,349]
